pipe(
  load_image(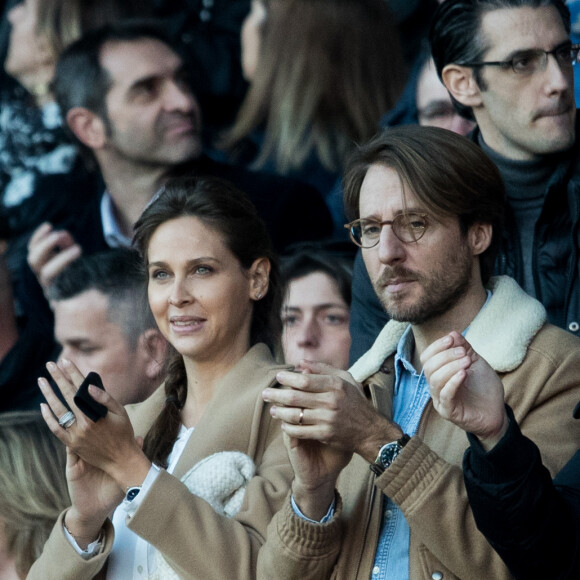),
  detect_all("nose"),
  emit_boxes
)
[168,276,193,307]
[545,54,572,95]
[163,81,196,114]
[376,223,406,266]
[296,316,320,348]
